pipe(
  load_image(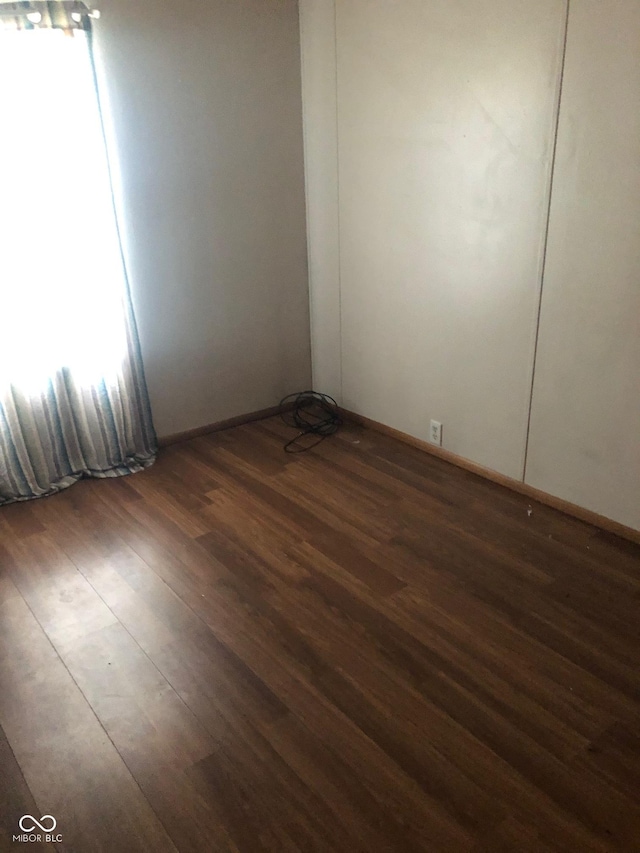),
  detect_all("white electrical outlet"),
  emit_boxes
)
[429,419,442,446]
